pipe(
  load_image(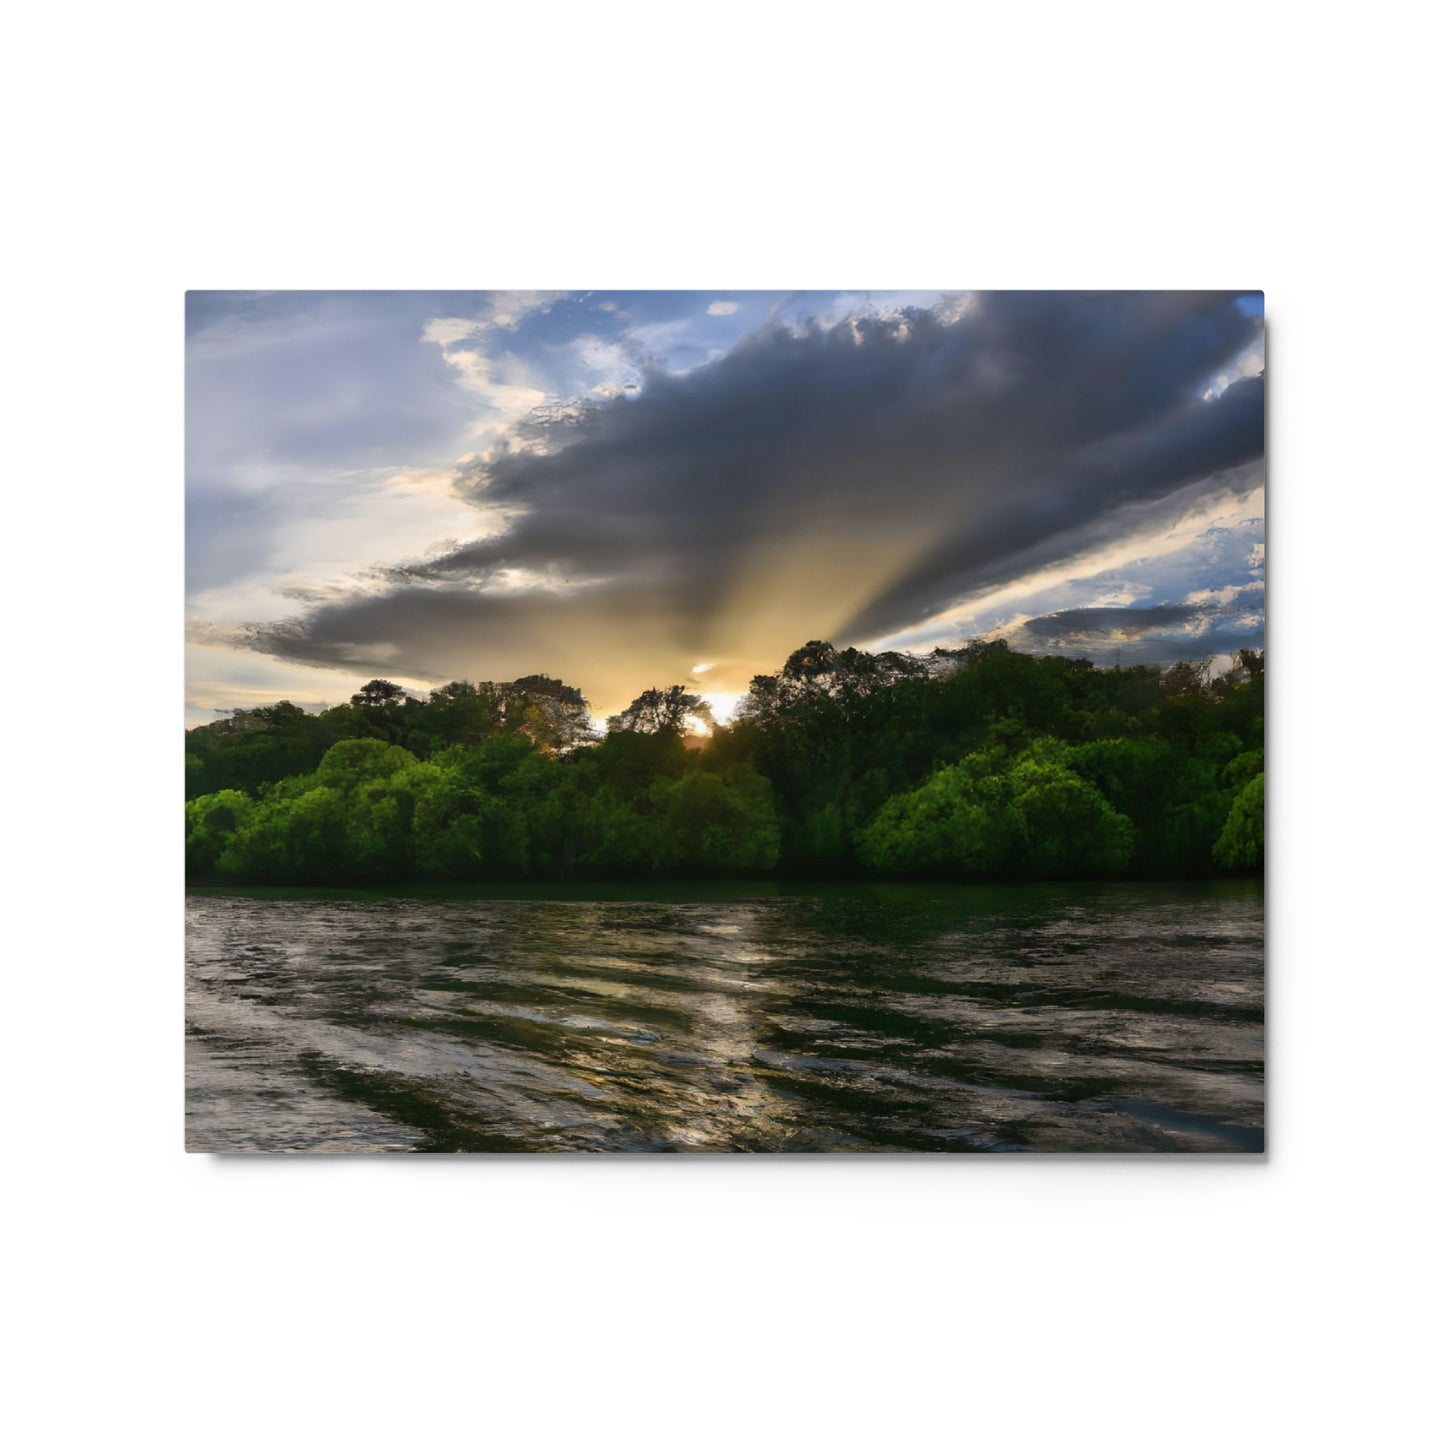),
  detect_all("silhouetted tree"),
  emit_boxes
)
[609,685,713,736]
[351,679,407,707]
[738,640,926,723]
[500,674,593,754]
